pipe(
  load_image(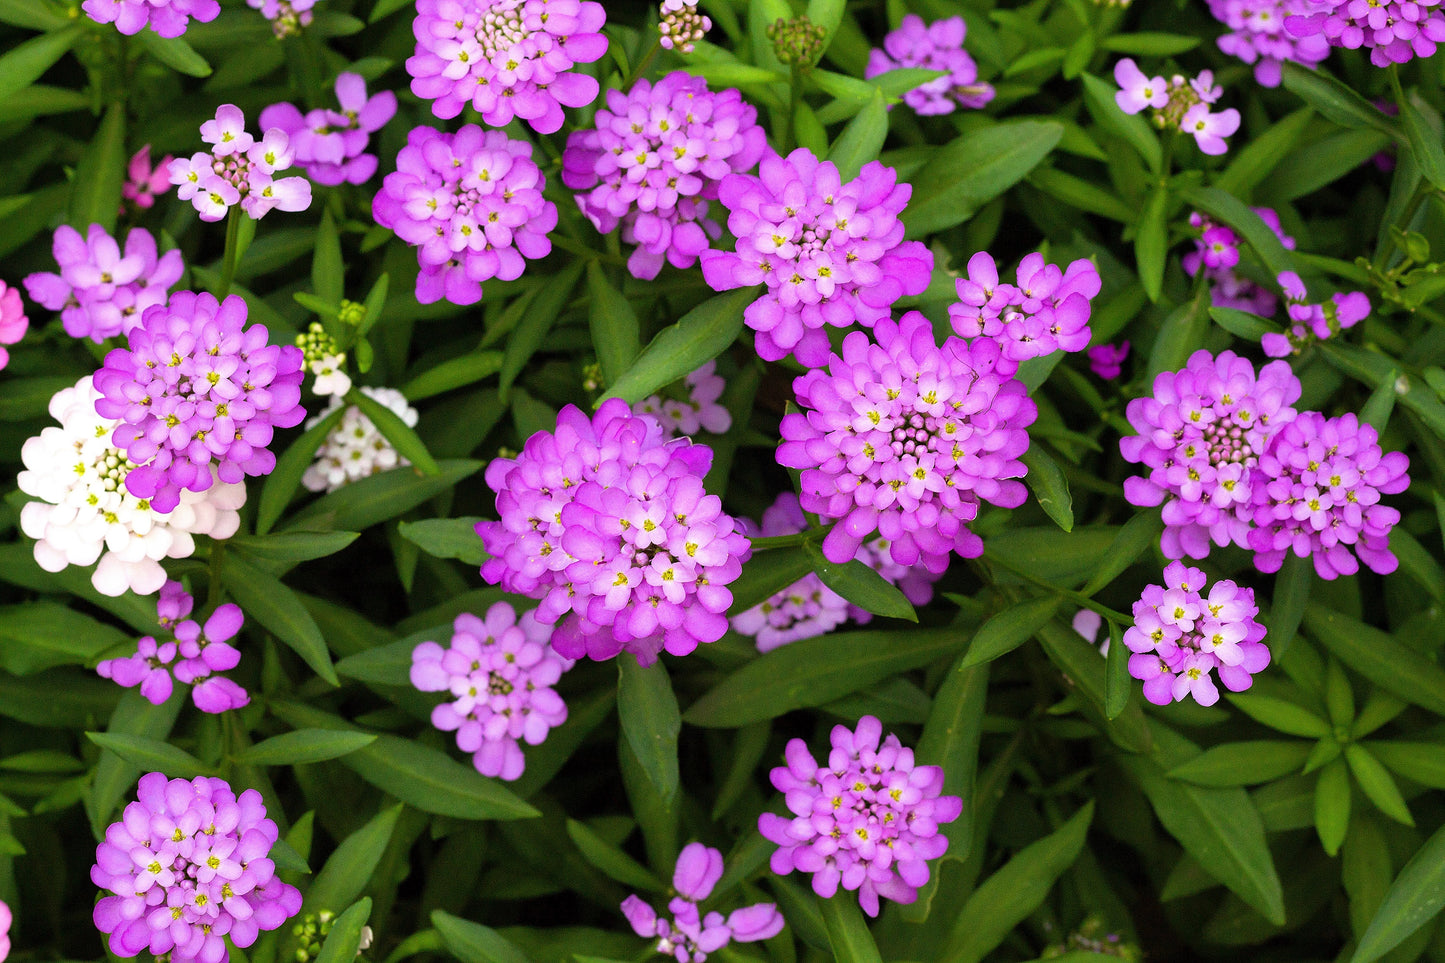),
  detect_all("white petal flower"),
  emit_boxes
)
[302,386,419,493]
[309,352,352,397]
